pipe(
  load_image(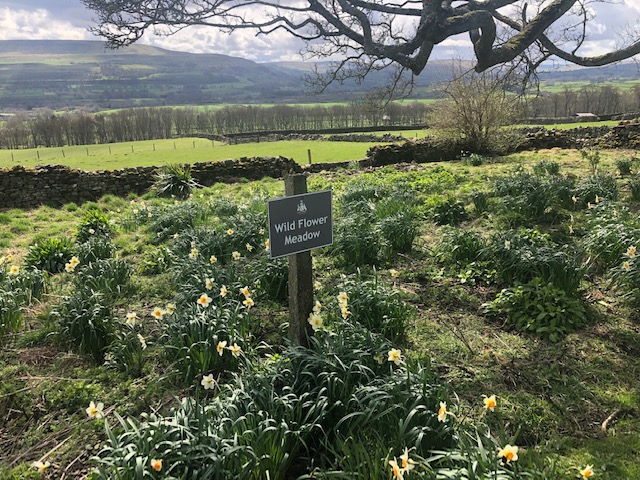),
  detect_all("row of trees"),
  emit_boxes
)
[524,84,640,118]
[0,102,431,149]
